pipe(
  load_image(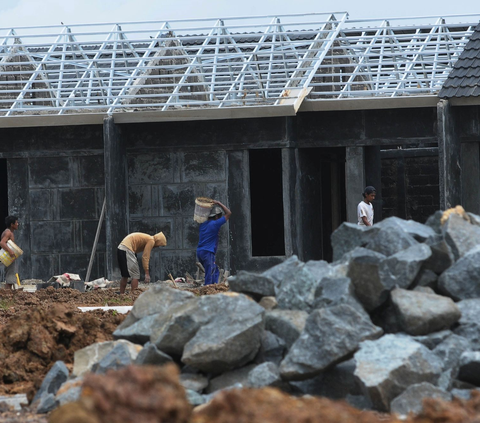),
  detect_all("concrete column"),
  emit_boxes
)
[437,99,461,209]
[227,150,250,274]
[103,116,128,280]
[345,146,365,224]
[461,142,480,214]
[282,148,300,258]
[365,146,383,222]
